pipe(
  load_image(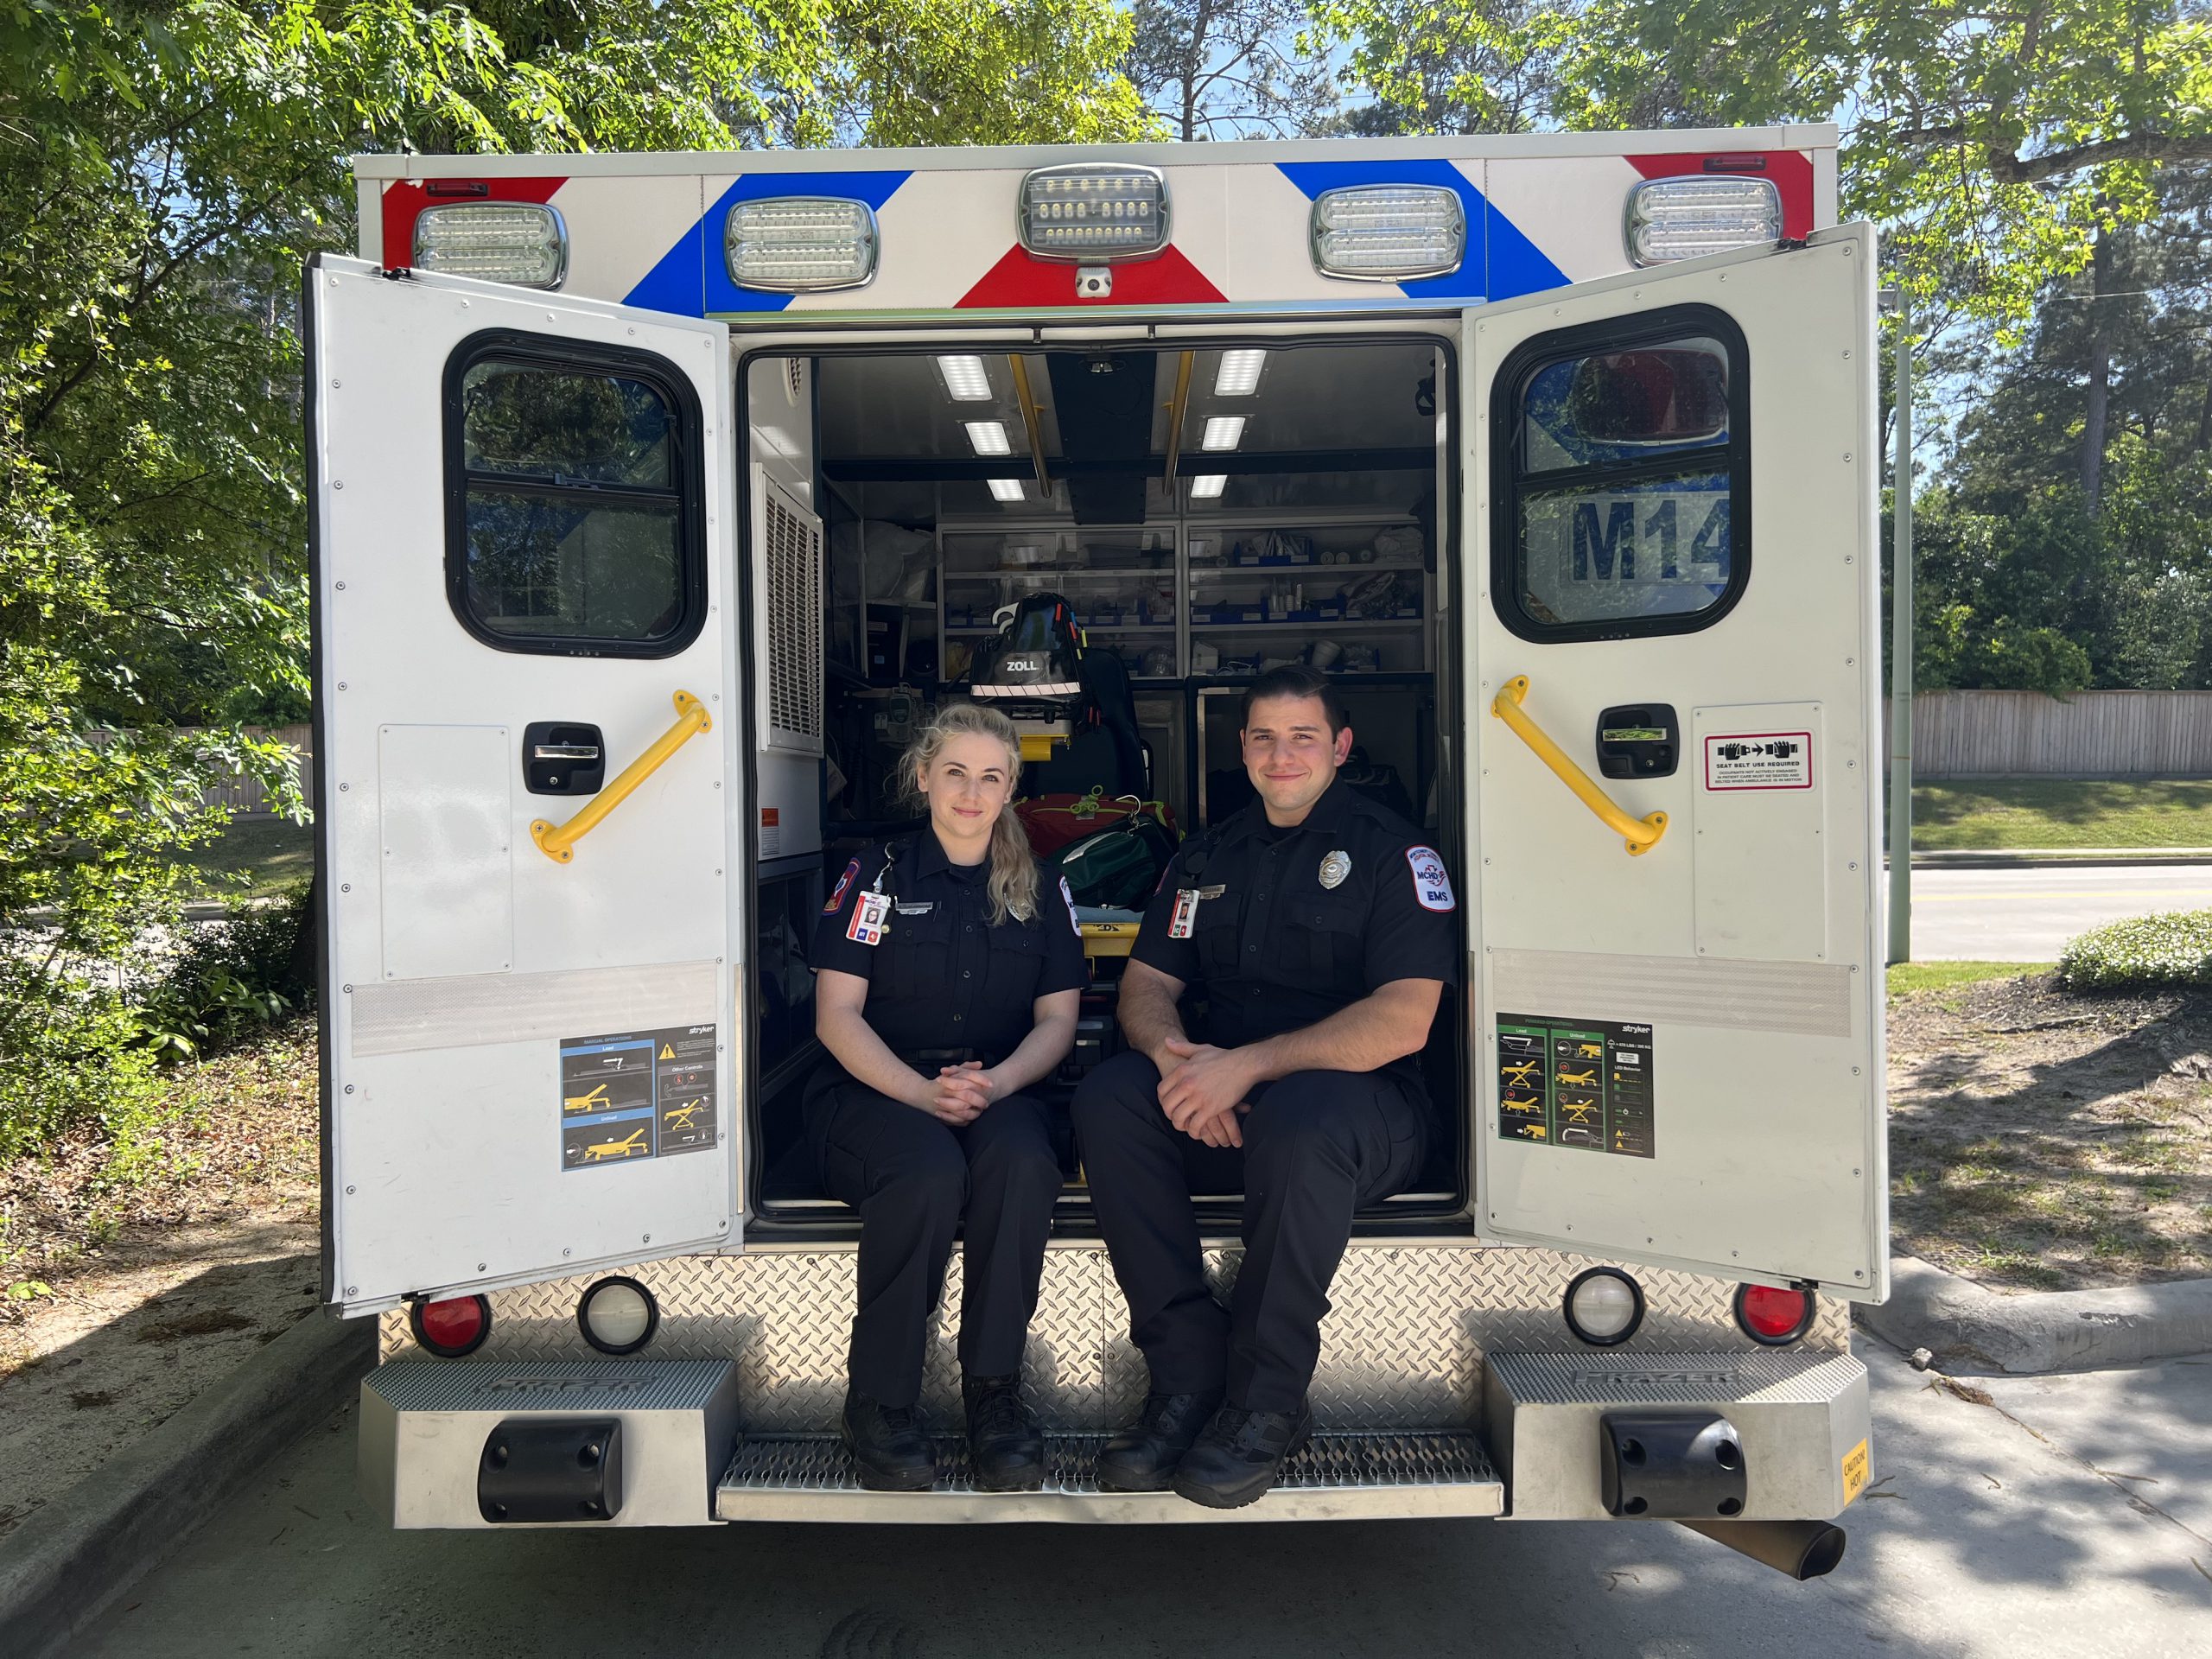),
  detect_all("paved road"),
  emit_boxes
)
[73,1338,2211,1658]
[1897,865,2212,961]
